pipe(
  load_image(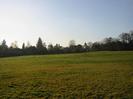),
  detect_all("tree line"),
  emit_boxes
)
[0,30,133,57]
